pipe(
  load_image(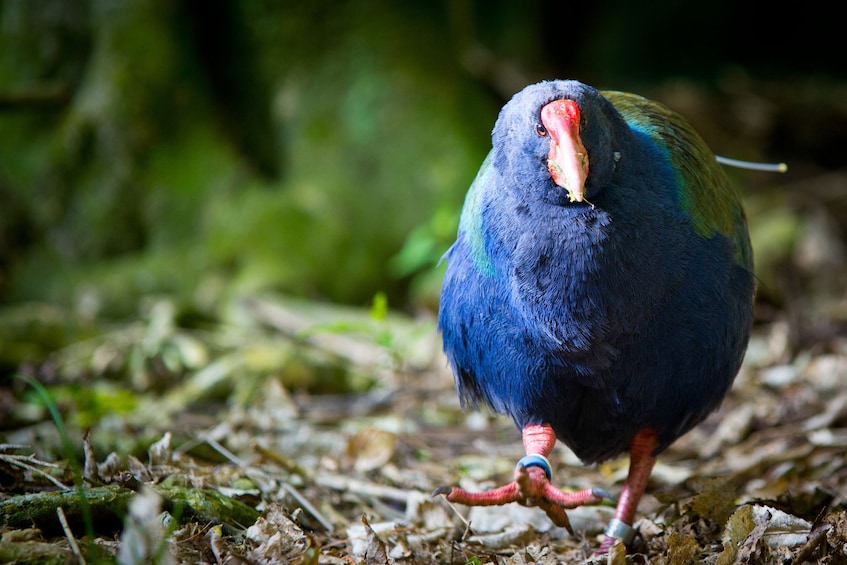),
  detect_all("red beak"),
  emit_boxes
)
[540,99,589,203]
